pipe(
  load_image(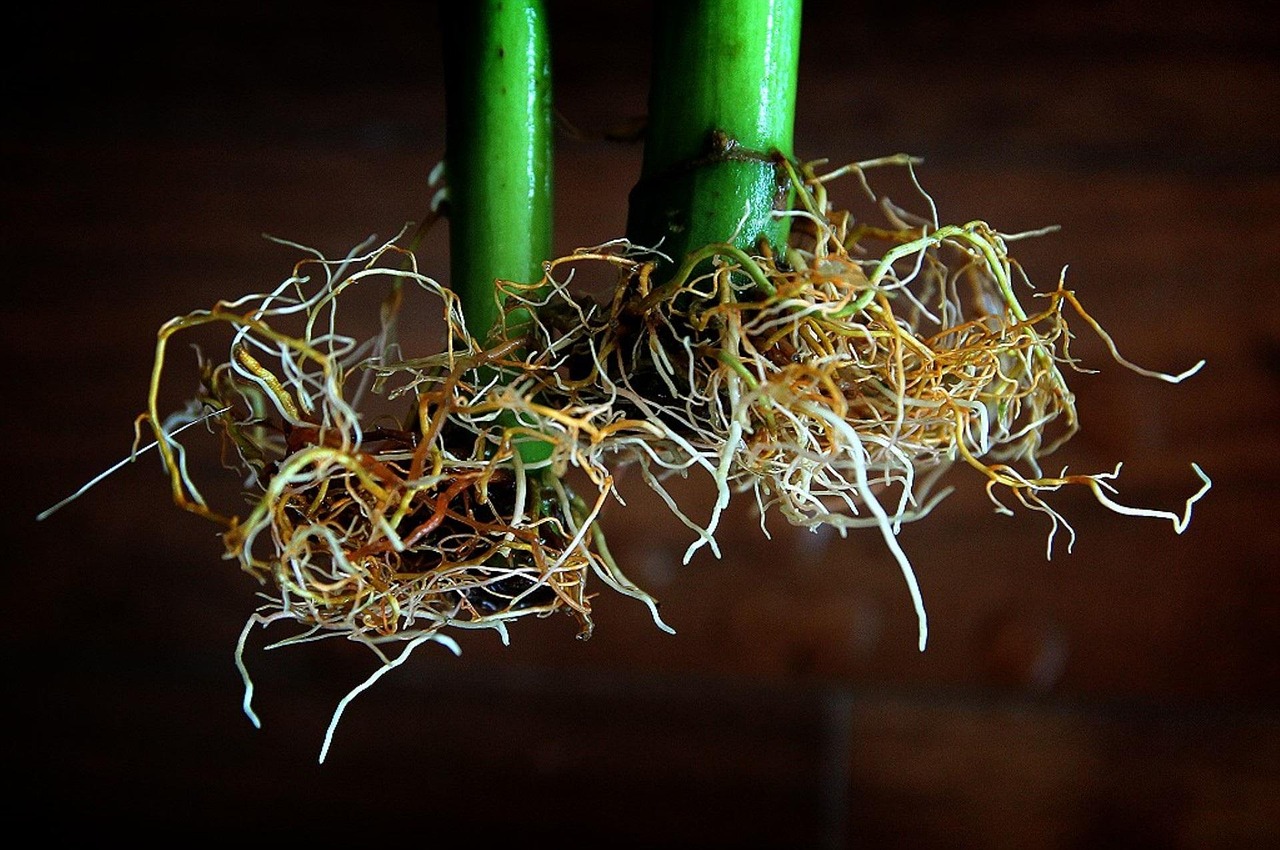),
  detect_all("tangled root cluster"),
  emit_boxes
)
[139,234,670,758]
[127,154,1207,759]
[502,154,1209,650]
